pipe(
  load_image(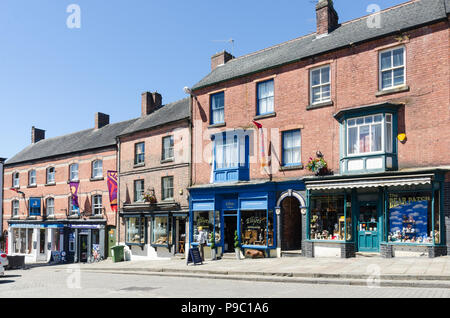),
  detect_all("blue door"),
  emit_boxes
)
[358,203,380,252]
